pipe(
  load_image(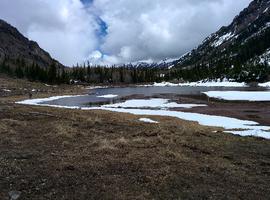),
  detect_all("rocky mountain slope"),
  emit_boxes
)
[173,0,270,80]
[0,19,62,68]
